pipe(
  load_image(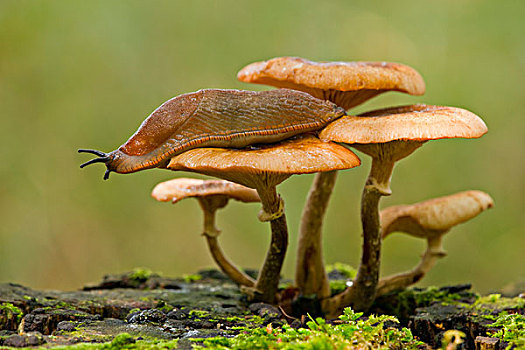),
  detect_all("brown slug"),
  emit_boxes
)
[79,88,345,179]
